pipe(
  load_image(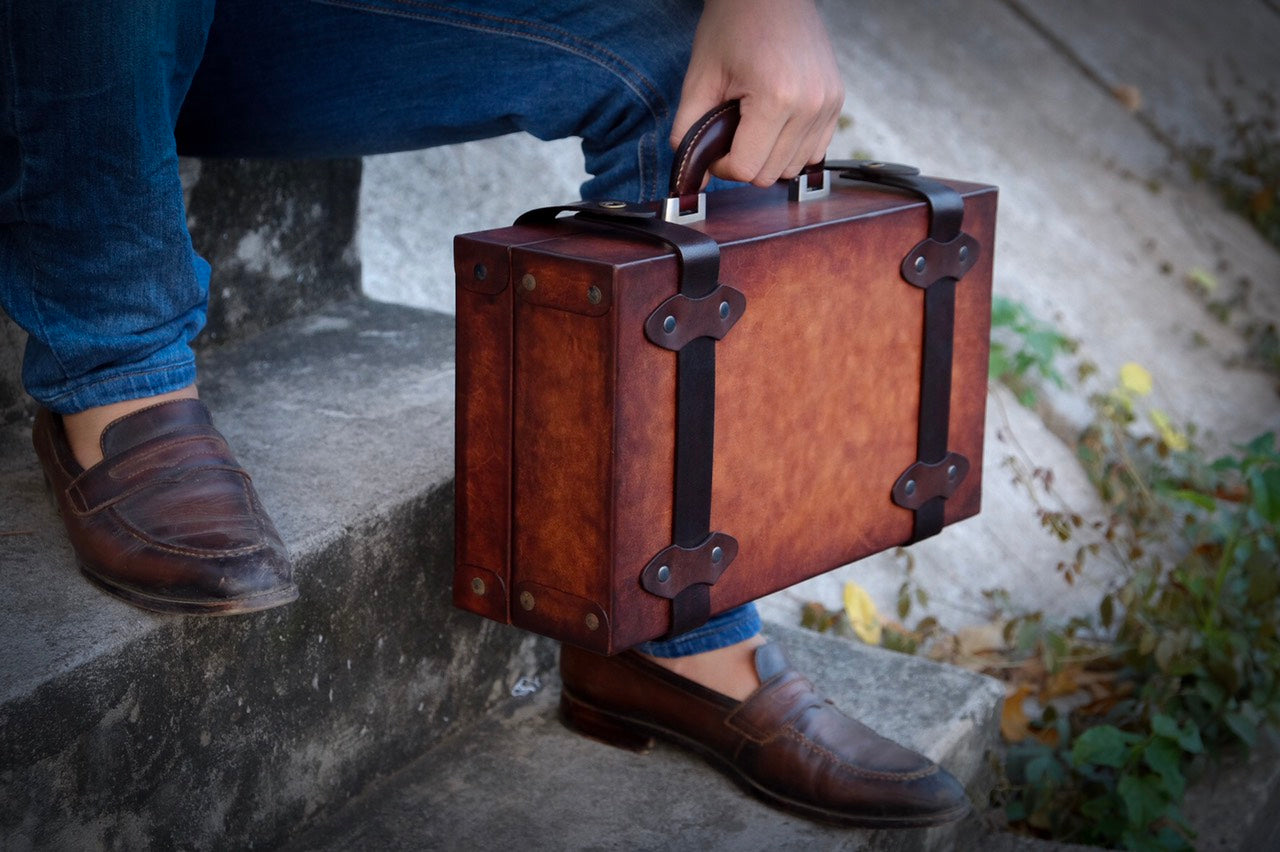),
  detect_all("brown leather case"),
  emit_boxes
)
[454,103,997,654]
